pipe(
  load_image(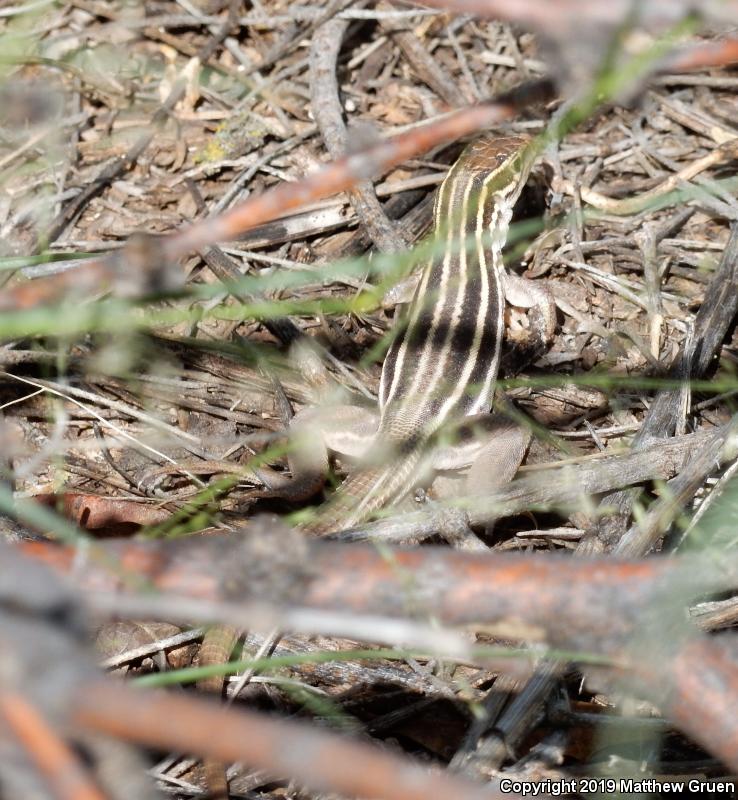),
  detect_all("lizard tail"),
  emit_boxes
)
[298,449,424,536]
[197,625,240,799]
